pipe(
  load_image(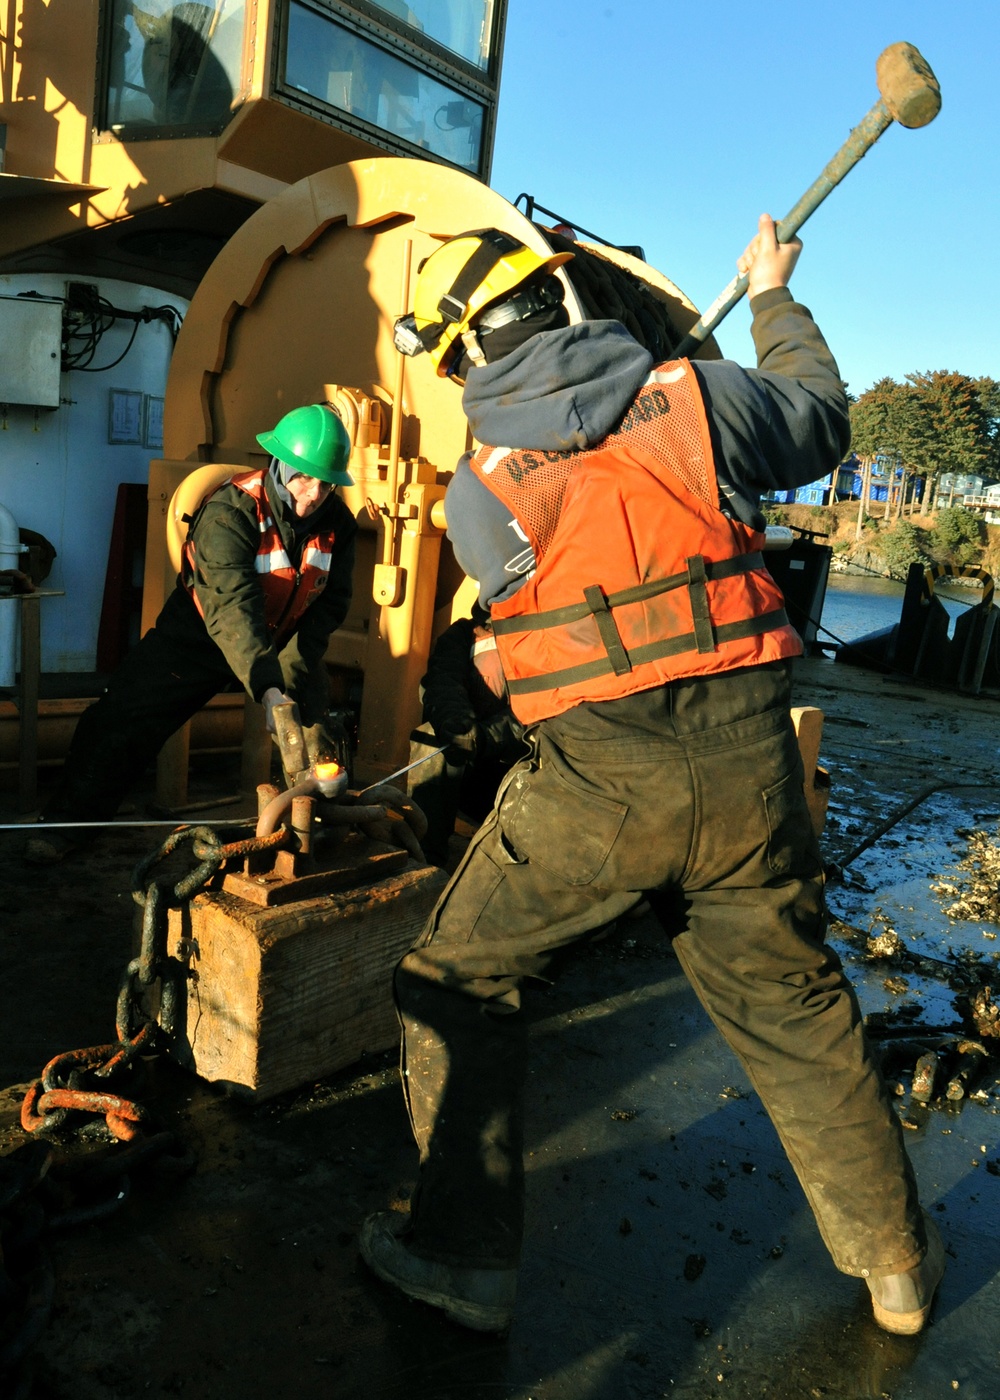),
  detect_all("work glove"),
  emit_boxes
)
[442,726,478,767]
[476,712,527,763]
[262,687,298,734]
[423,693,477,744]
